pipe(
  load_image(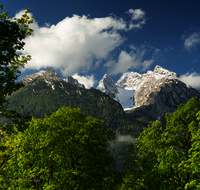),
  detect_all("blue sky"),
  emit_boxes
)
[2,0,200,89]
